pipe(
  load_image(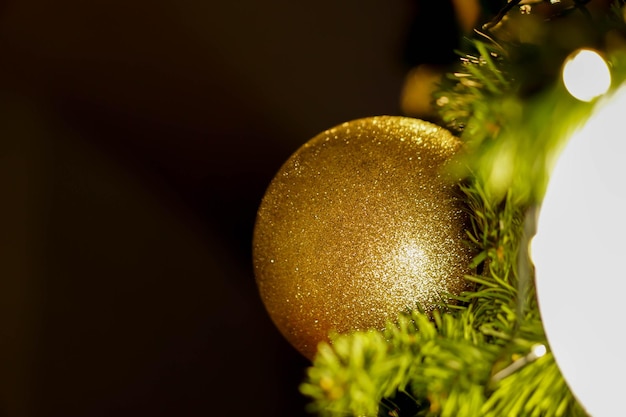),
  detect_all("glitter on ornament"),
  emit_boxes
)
[253,116,475,359]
